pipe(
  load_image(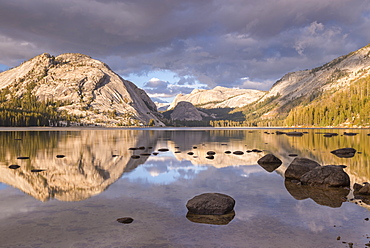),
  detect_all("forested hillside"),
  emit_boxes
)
[285,74,370,127]
[0,84,73,126]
